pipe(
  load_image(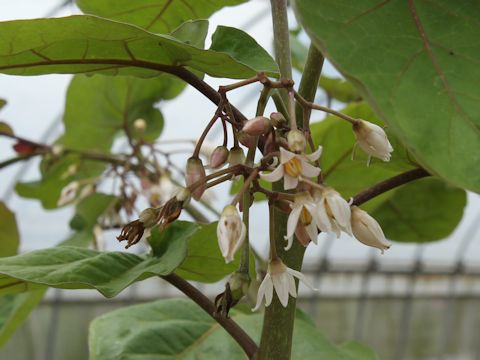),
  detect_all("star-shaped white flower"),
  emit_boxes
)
[284,192,321,250]
[260,147,322,190]
[252,258,314,311]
